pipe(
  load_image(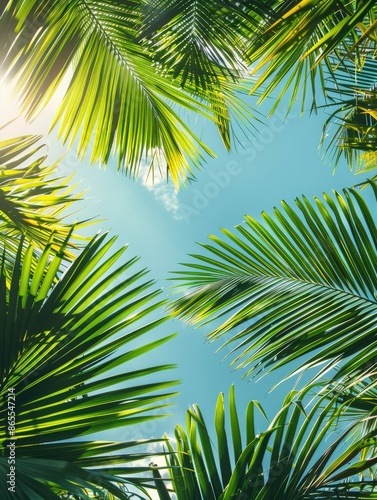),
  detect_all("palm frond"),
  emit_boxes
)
[0,232,179,497]
[137,0,267,150]
[314,374,377,486]
[2,0,262,186]
[0,134,85,265]
[321,56,377,172]
[171,181,377,383]
[2,0,218,186]
[247,0,377,115]
[158,385,377,499]
[140,0,268,89]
